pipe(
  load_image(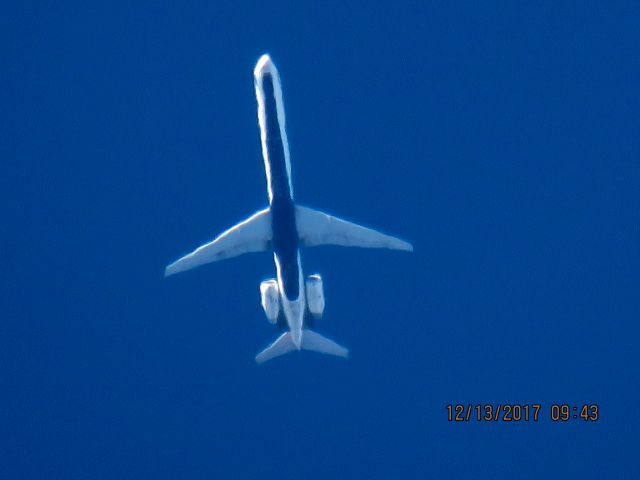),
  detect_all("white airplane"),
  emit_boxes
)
[165,54,413,363]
